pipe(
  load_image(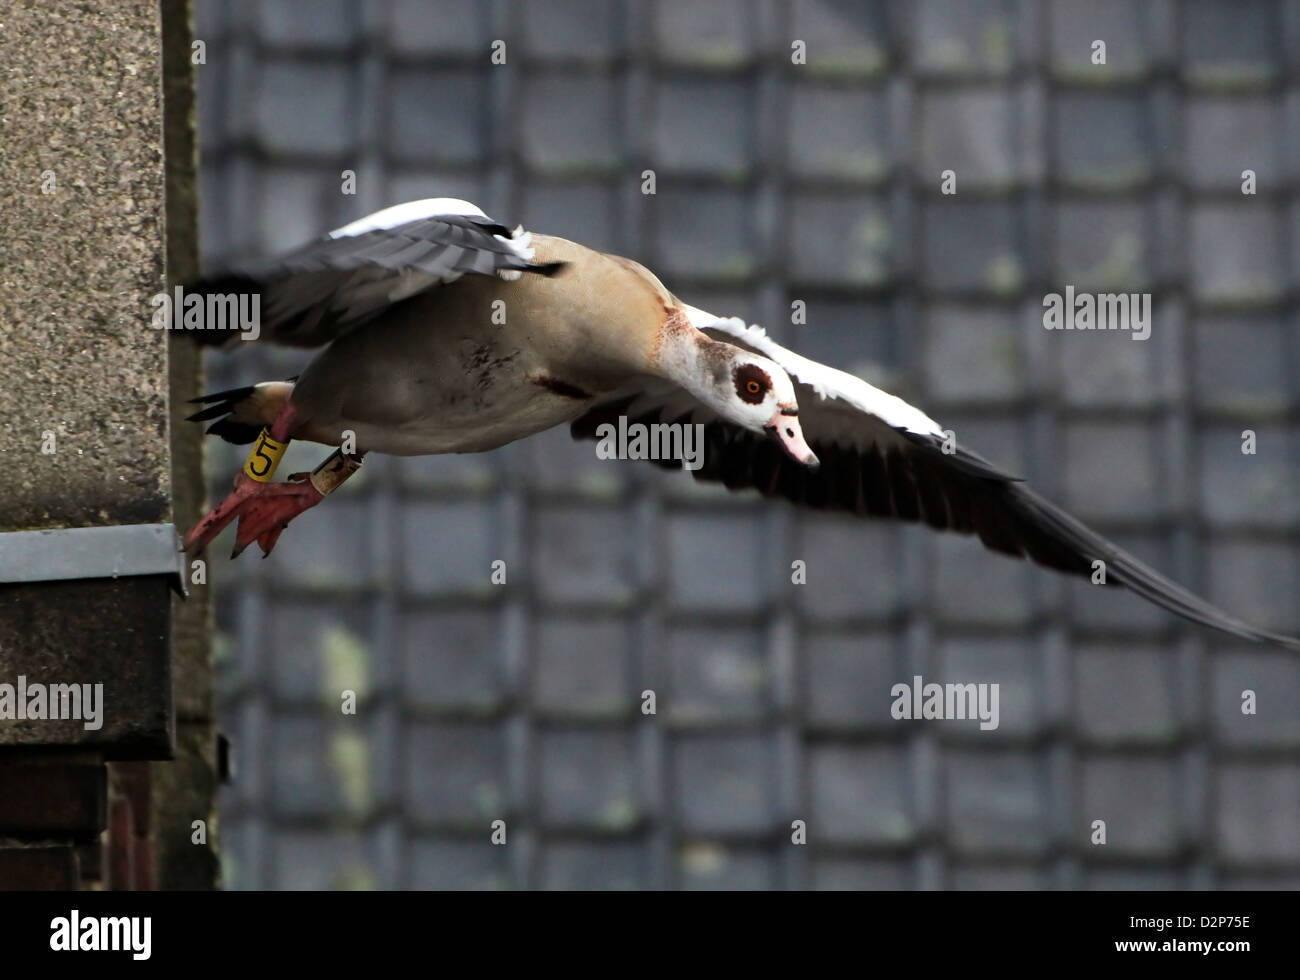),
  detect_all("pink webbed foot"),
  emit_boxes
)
[184,471,322,559]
